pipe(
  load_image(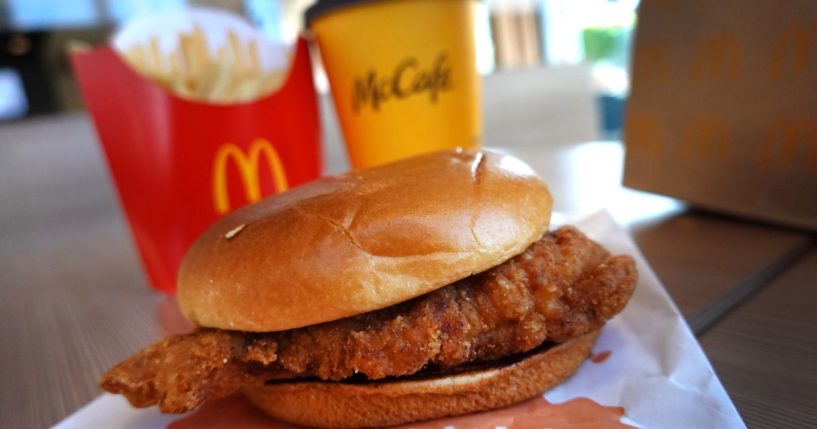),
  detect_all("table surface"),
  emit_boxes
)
[1,112,815,429]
